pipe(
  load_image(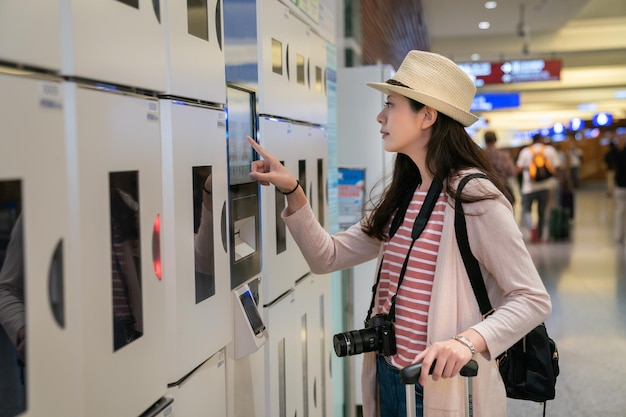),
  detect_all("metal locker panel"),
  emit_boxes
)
[166,349,227,417]
[67,83,167,417]
[0,1,62,71]
[62,0,167,92]
[306,31,328,126]
[295,274,330,417]
[298,125,328,229]
[163,0,227,103]
[265,291,303,417]
[257,0,293,119]
[287,16,312,123]
[257,118,310,305]
[0,72,81,417]
[160,100,231,383]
